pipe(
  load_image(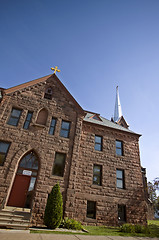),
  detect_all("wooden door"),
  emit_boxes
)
[7,174,31,208]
